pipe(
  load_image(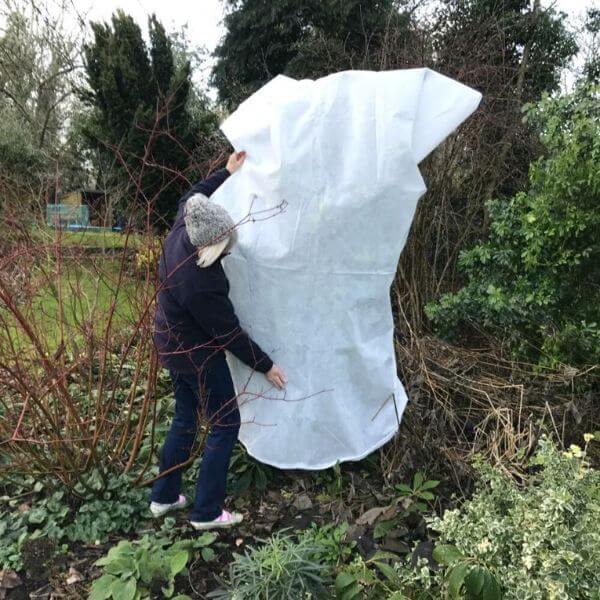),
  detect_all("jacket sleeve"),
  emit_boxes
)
[182,287,274,373]
[178,168,231,209]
